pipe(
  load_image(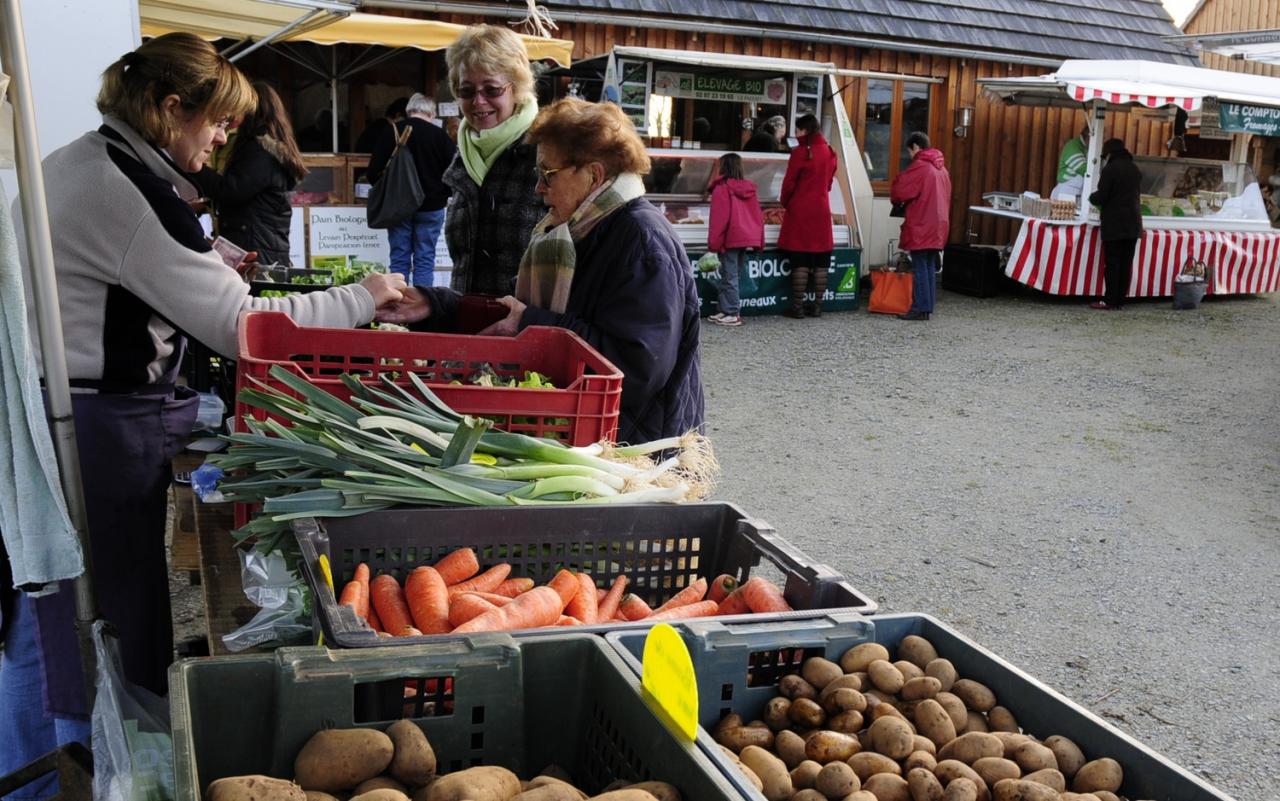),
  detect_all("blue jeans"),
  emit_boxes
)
[0,593,91,801]
[387,208,445,288]
[716,249,744,315]
[910,250,940,313]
